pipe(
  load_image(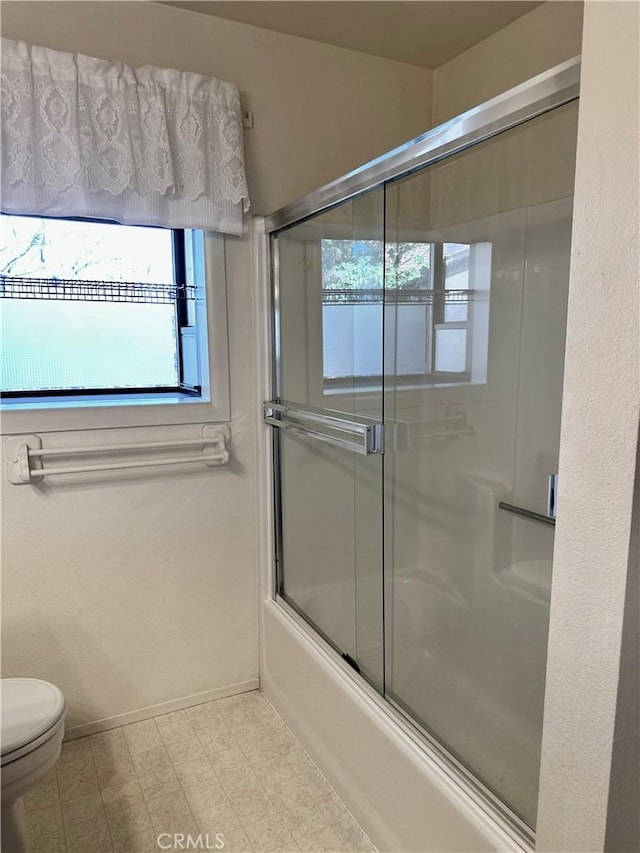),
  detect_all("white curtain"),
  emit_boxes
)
[0,38,250,235]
